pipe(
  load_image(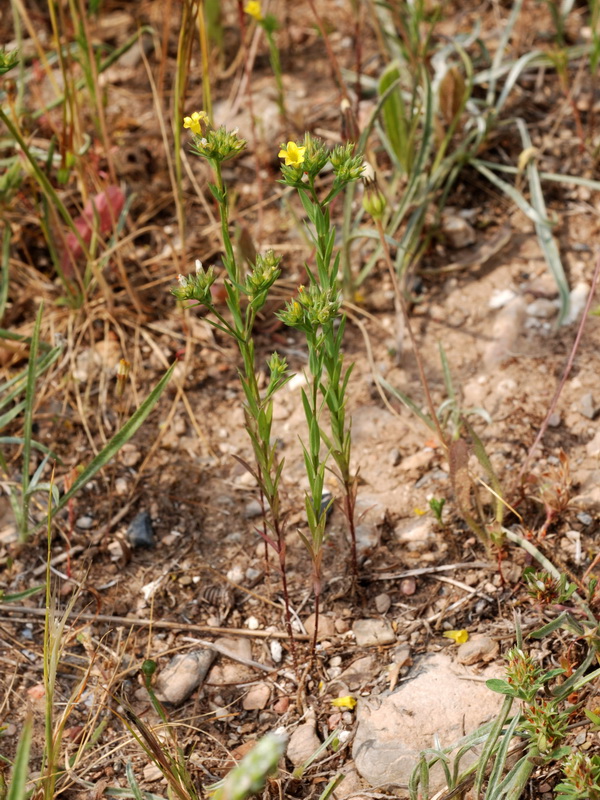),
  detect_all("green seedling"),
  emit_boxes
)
[428,497,445,524]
